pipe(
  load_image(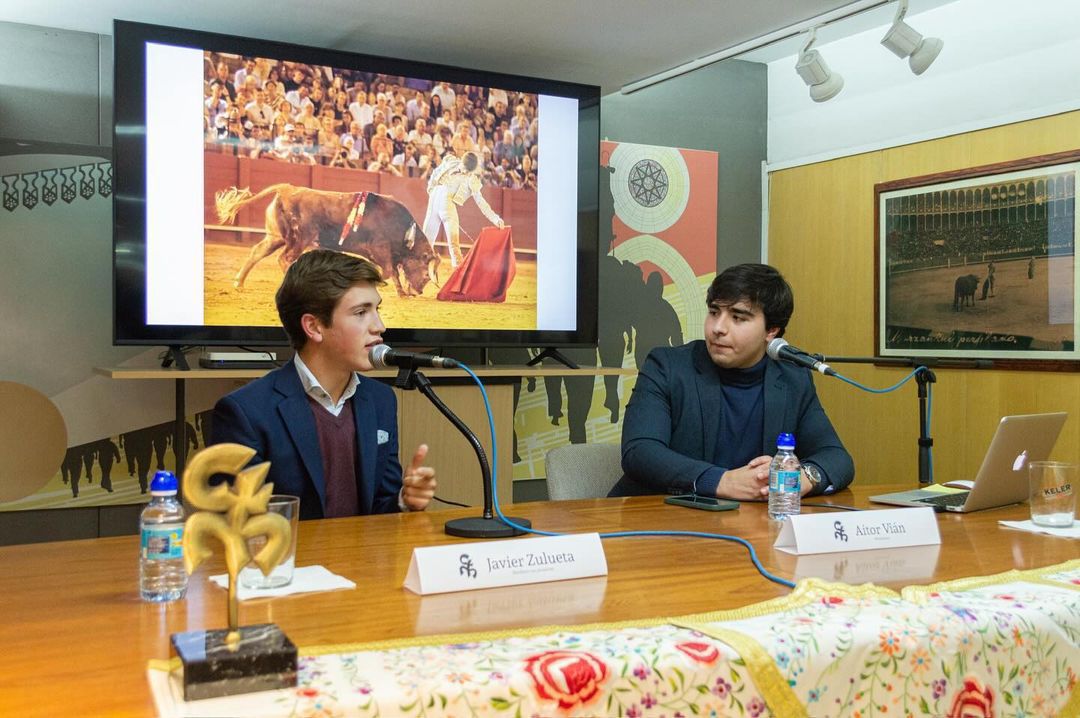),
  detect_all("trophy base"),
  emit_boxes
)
[171,623,297,701]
